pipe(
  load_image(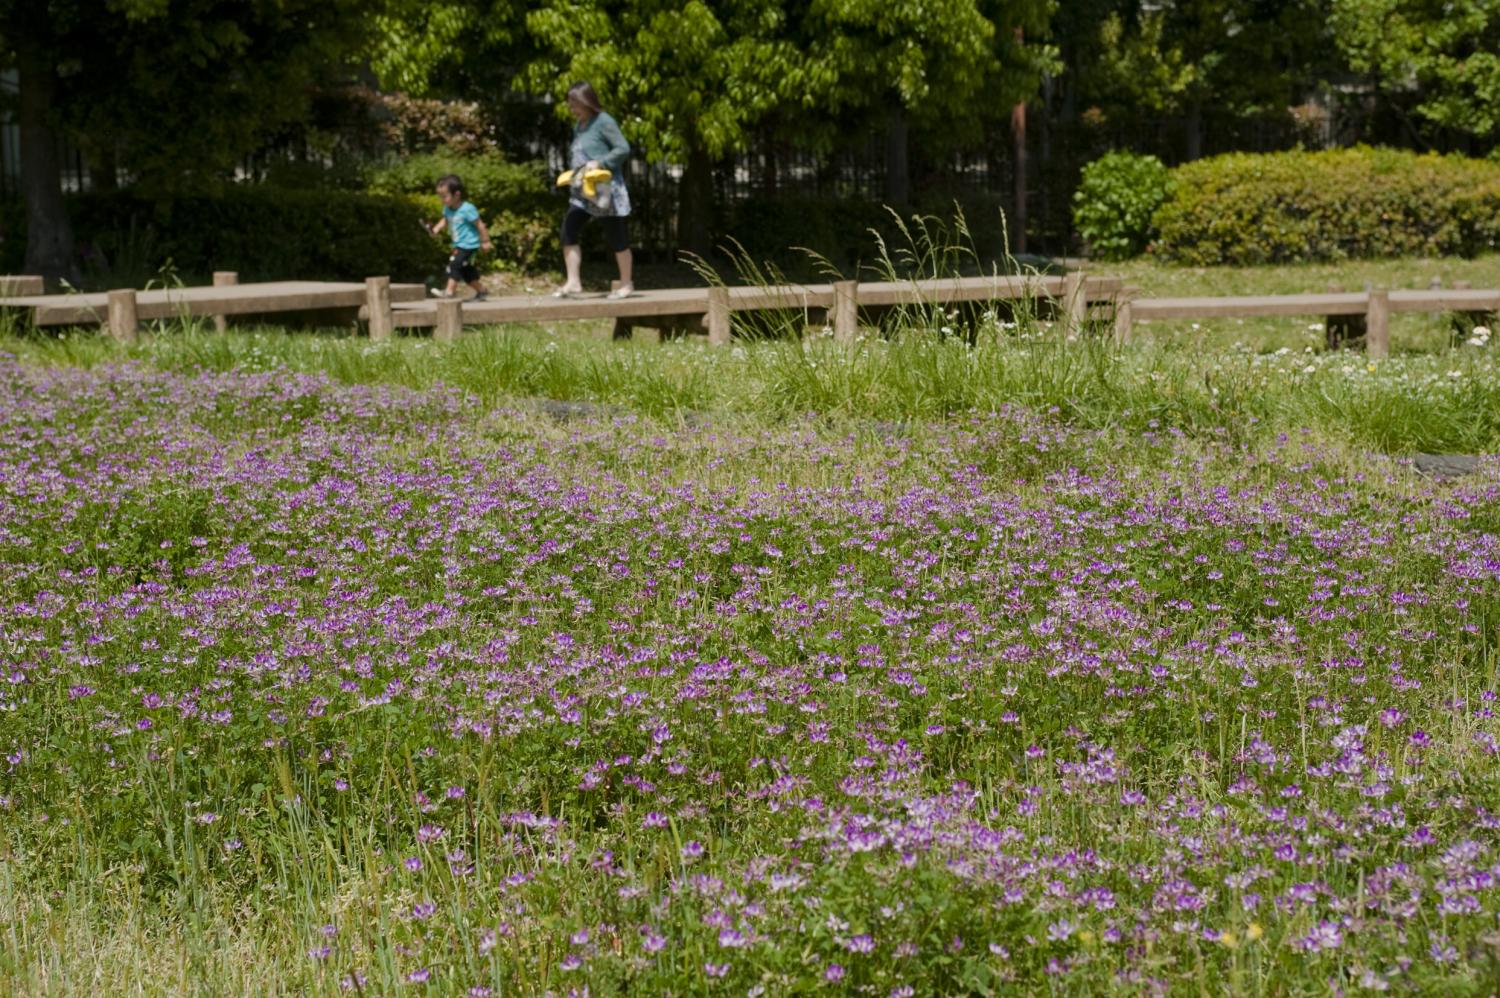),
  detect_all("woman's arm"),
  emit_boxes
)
[596,114,631,173]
